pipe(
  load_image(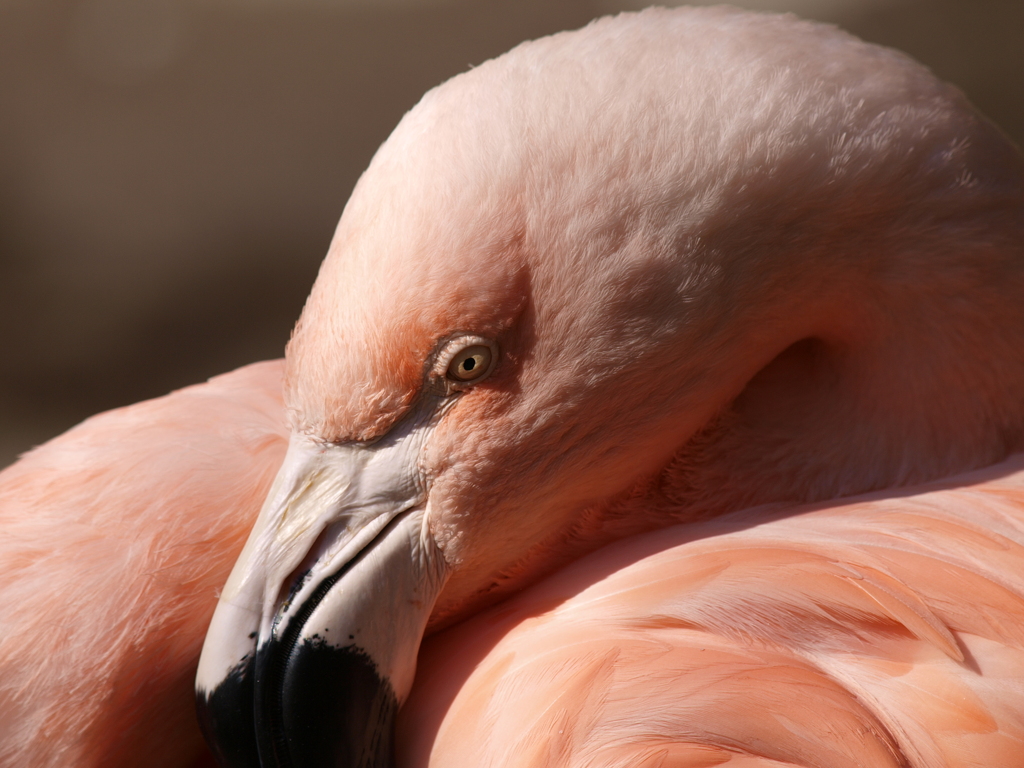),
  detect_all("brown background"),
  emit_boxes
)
[2,0,1022,470]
